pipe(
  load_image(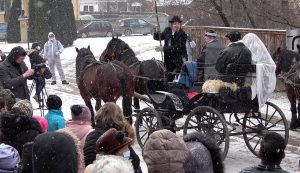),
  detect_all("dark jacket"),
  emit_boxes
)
[0,112,42,158]
[32,131,79,173]
[198,39,225,80]
[83,125,142,173]
[154,27,187,72]
[215,42,252,86]
[239,163,289,173]
[0,47,32,99]
[27,49,52,79]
